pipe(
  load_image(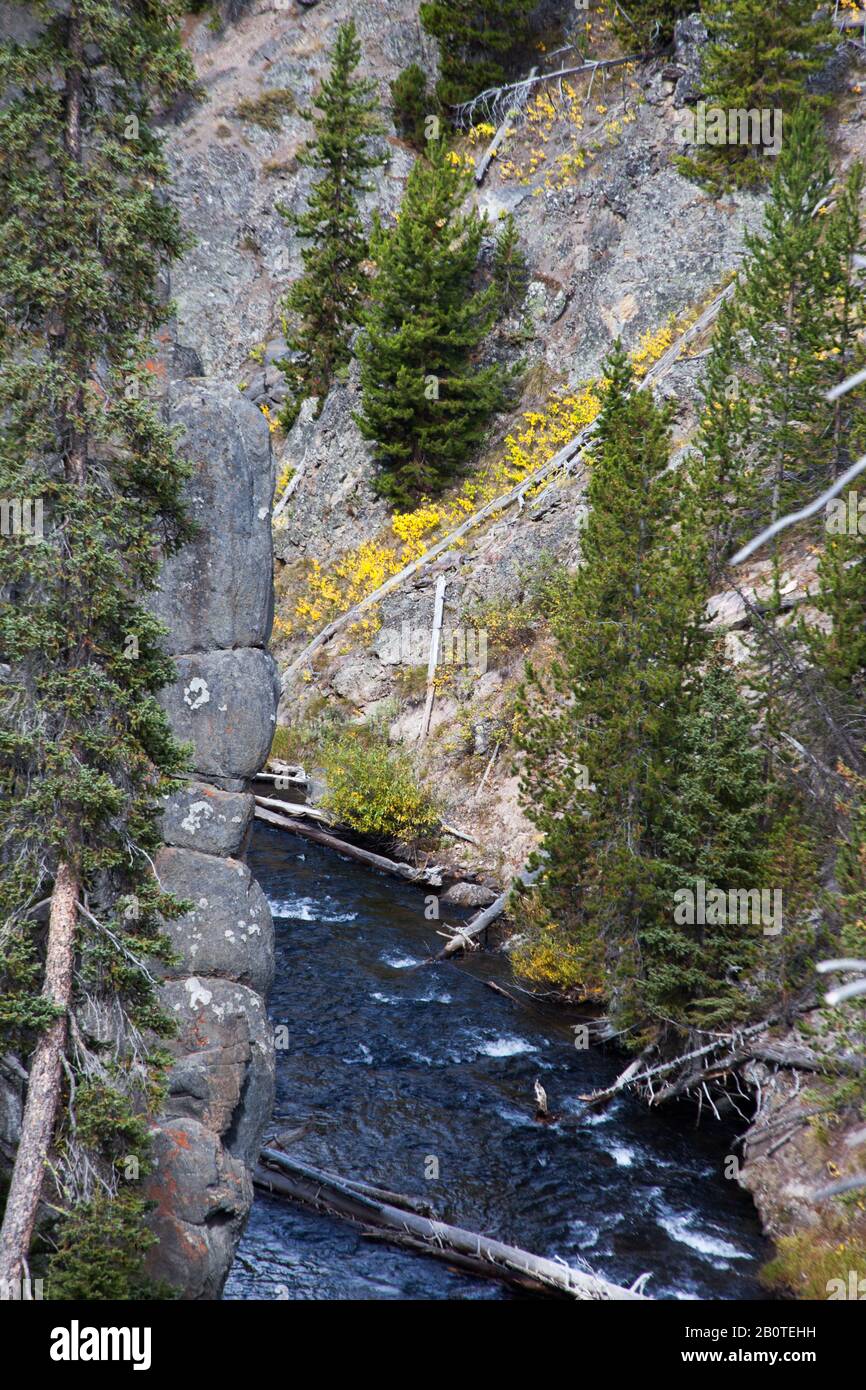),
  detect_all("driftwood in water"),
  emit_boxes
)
[254,805,443,886]
[580,1019,780,1107]
[255,1163,436,1218]
[255,769,308,788]
[258,1148,646,1300]
[436,864,542,958]
[254,792,333,824]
